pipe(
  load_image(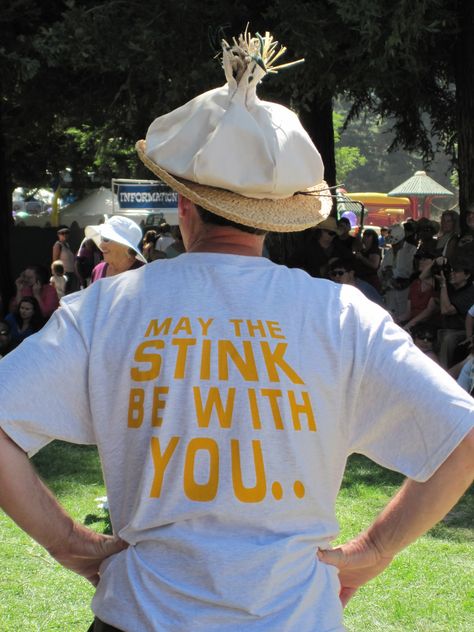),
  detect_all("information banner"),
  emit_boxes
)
[116,182,178,209]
